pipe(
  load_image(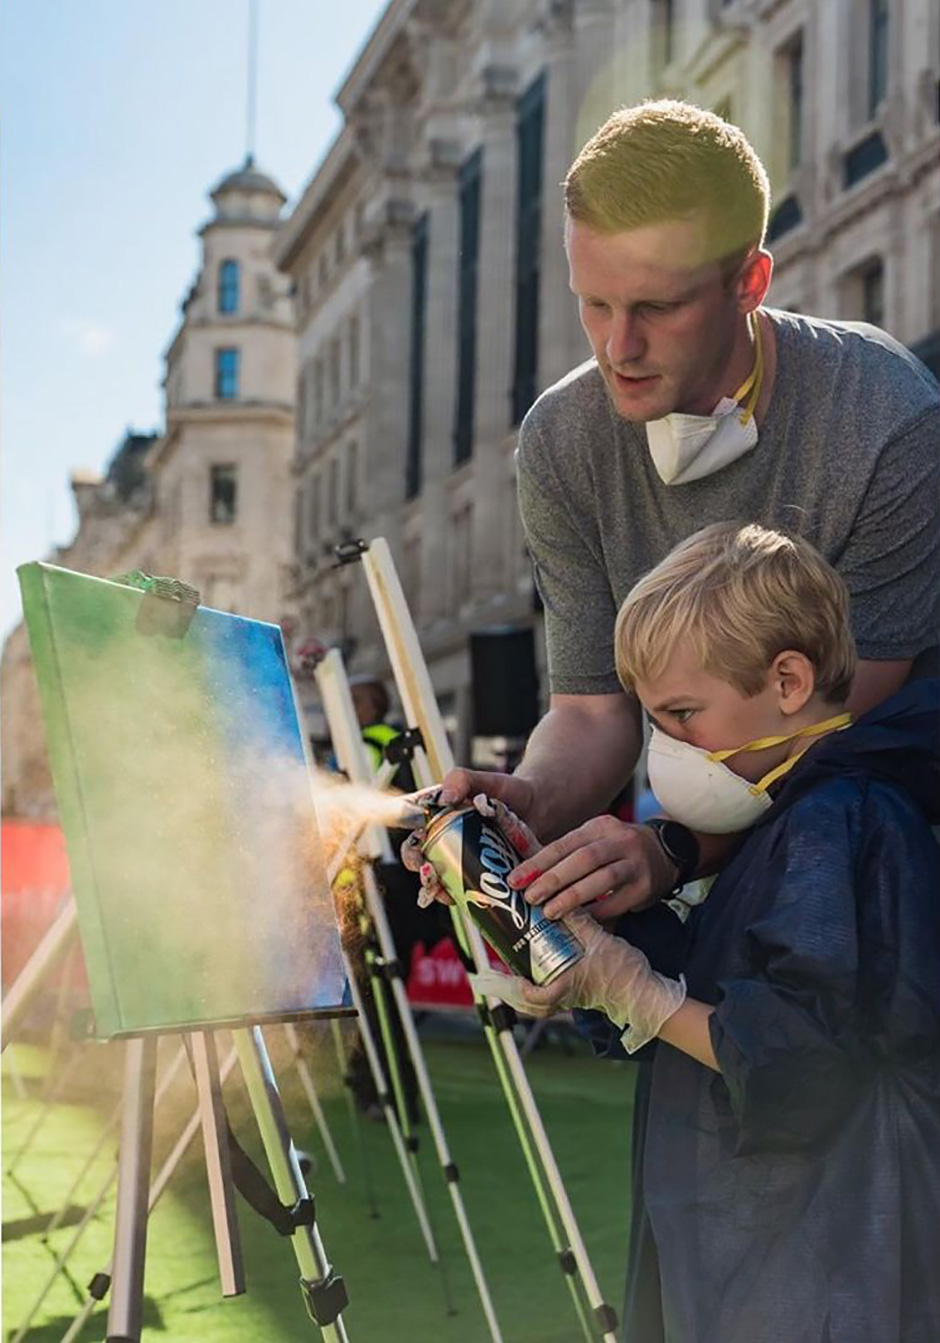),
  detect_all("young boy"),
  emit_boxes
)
[475,522,940,1343]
